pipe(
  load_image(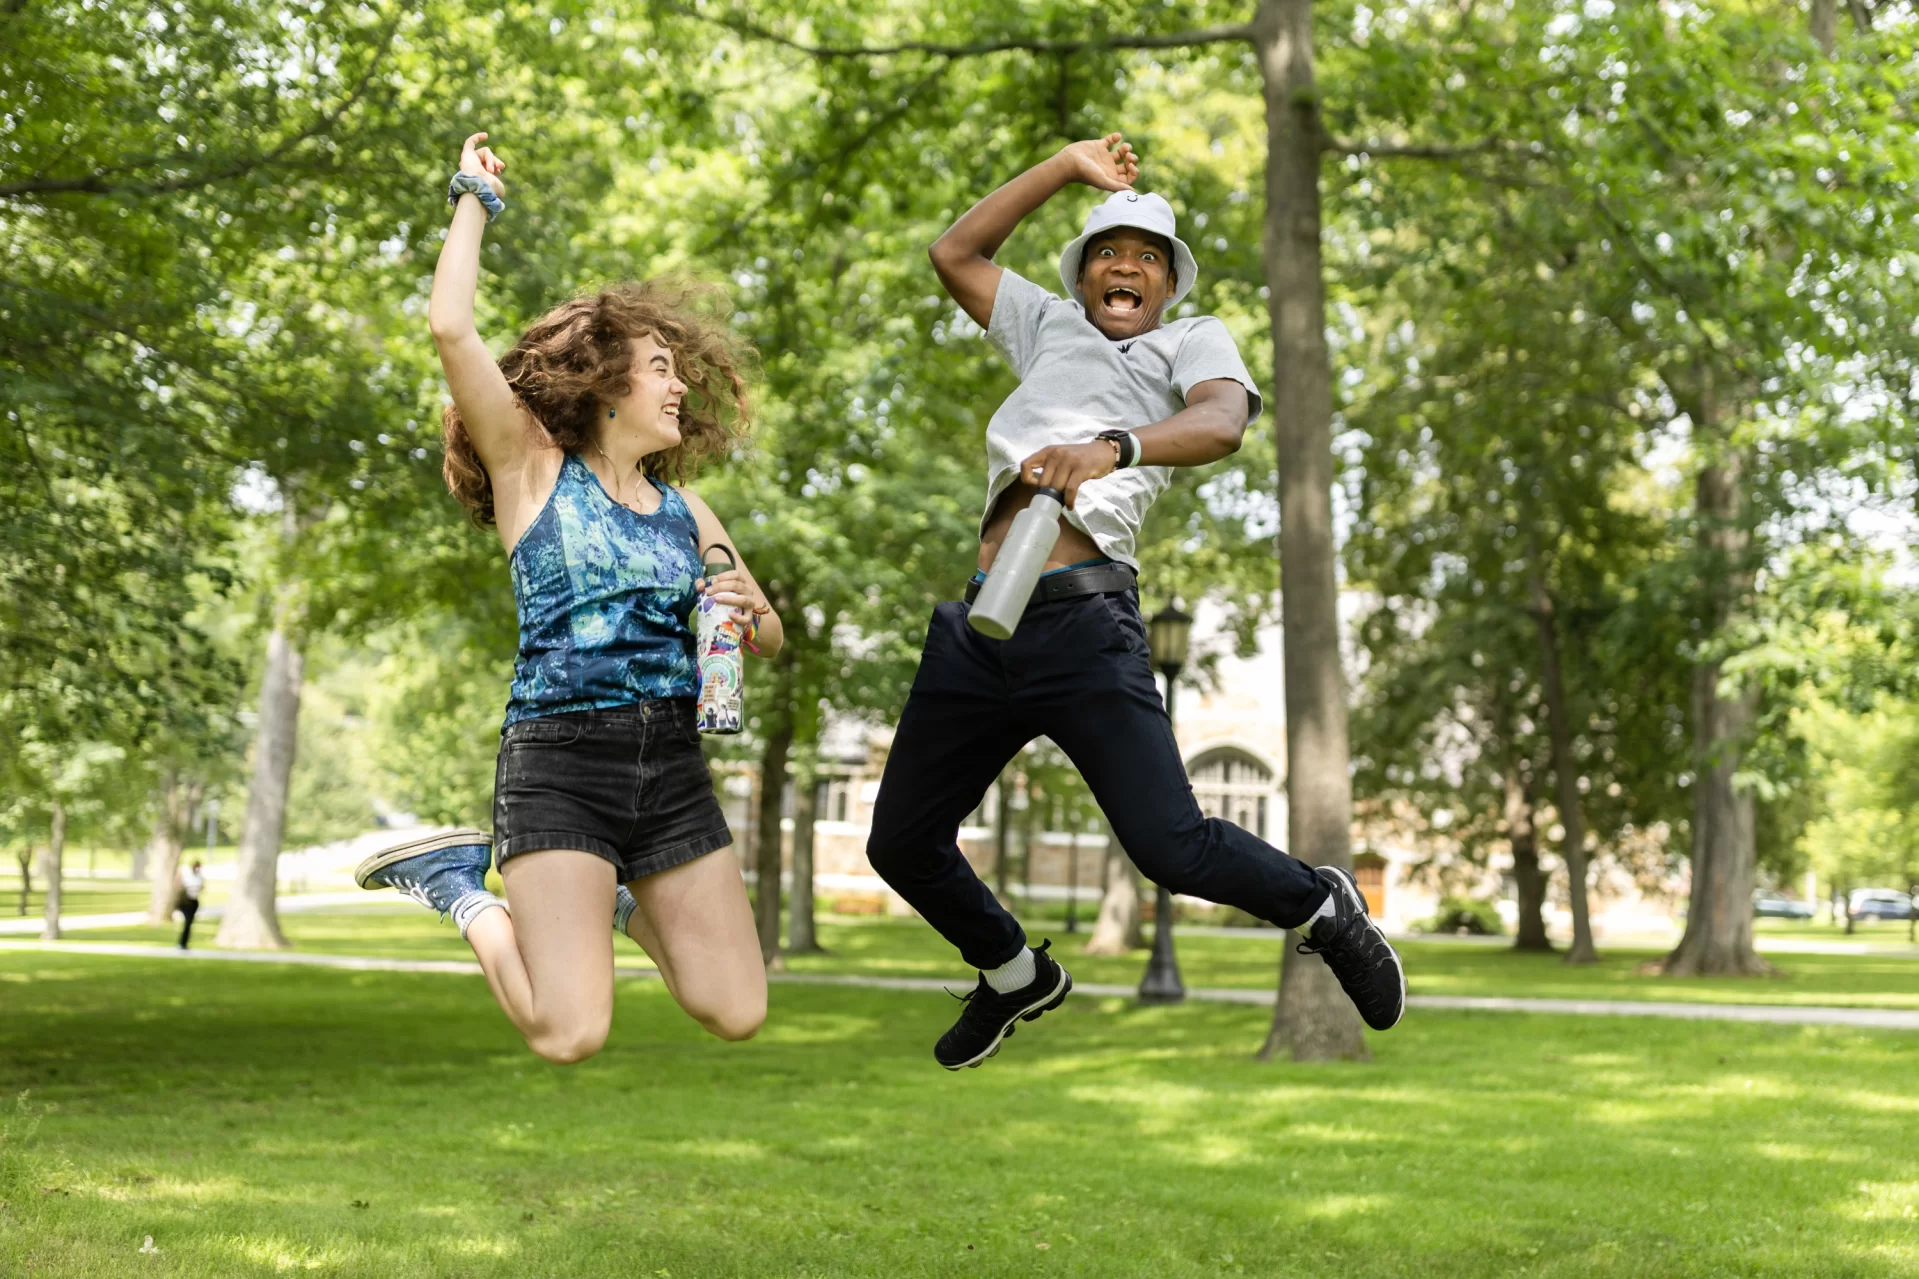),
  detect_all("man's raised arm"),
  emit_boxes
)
[928,134,1140,329]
